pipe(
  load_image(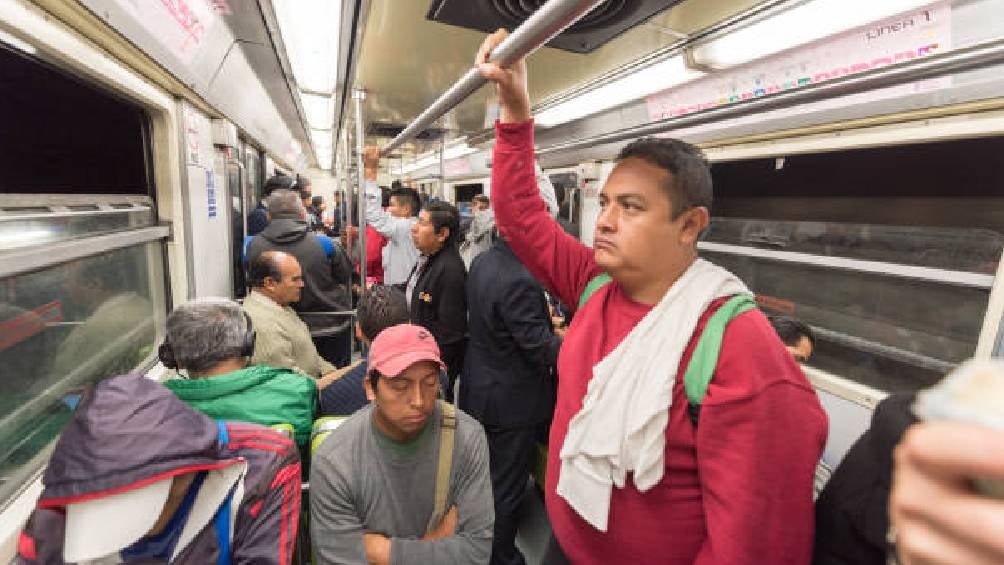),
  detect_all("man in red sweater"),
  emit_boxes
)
[476,30,827,564]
